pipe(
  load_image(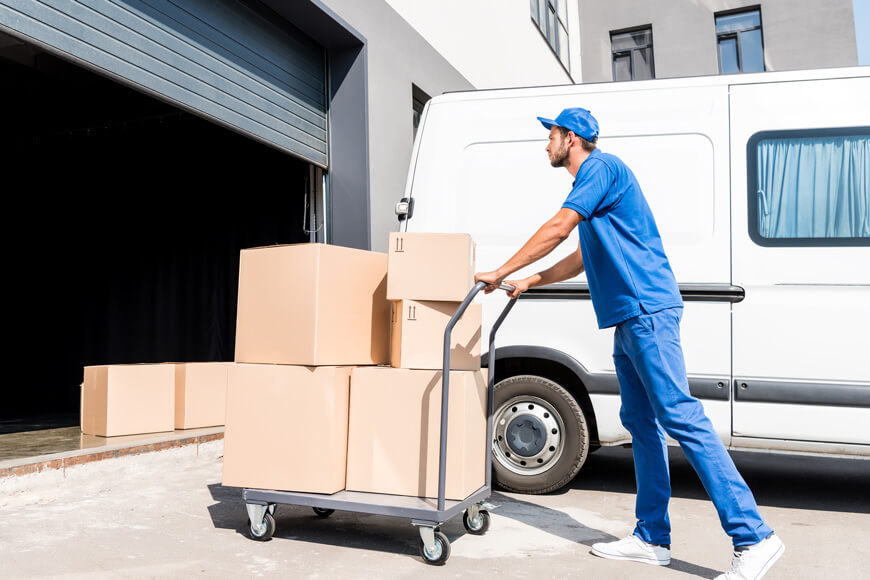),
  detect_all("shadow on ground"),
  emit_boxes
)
[488,490,721,579]
[206,482,721,577]
[202,447,867,575]
[206,483,435,561]
[558,446,870,514]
